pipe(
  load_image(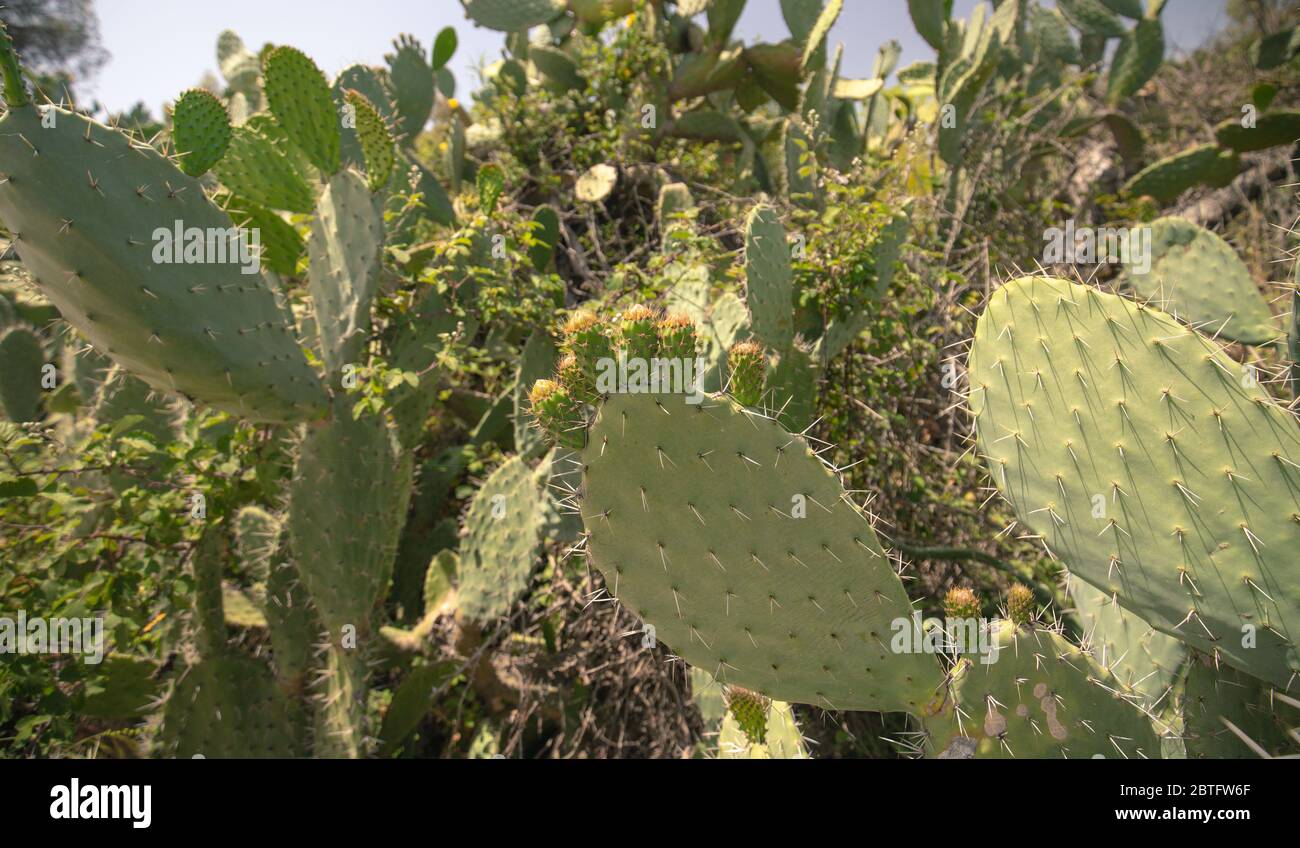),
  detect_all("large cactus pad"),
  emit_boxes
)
[969,277,1300,688]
